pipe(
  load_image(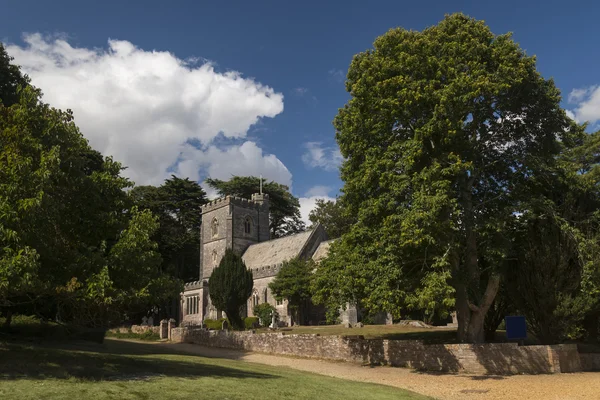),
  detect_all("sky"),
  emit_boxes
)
[2,0,599,223]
